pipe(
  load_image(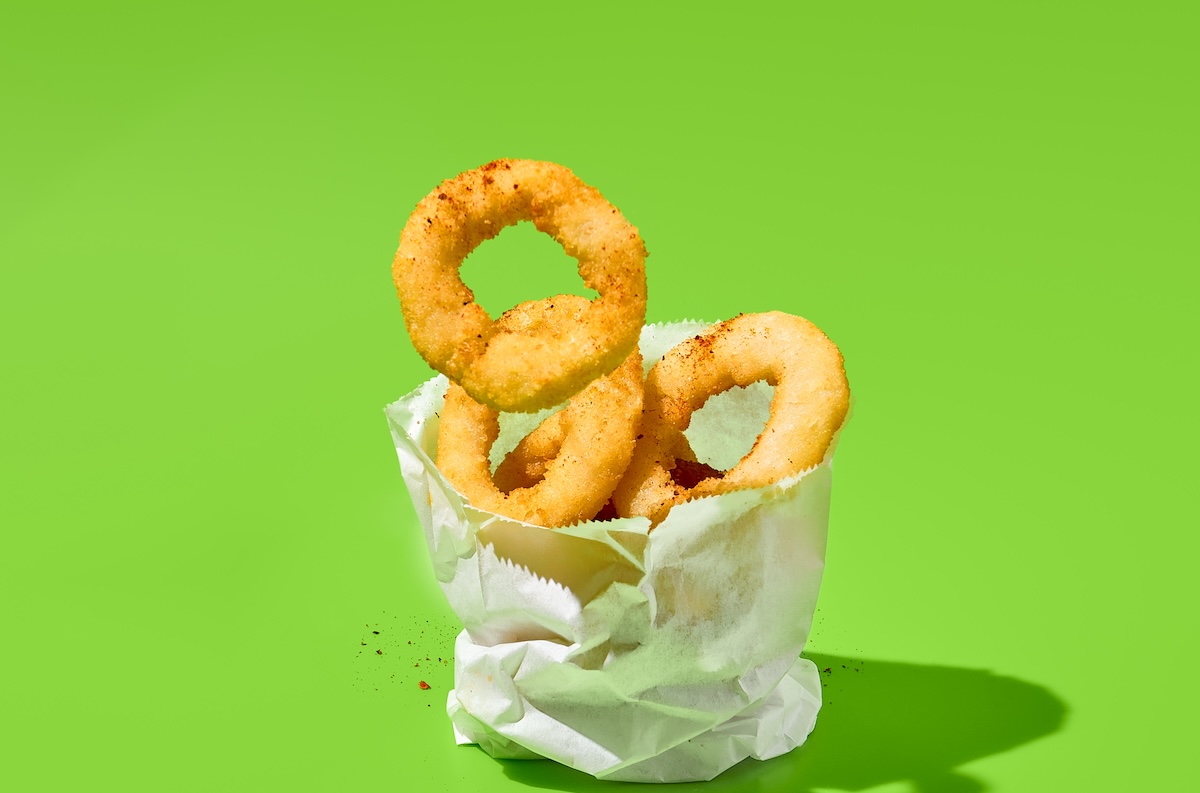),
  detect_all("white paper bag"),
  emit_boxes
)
[385,322,837,782]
